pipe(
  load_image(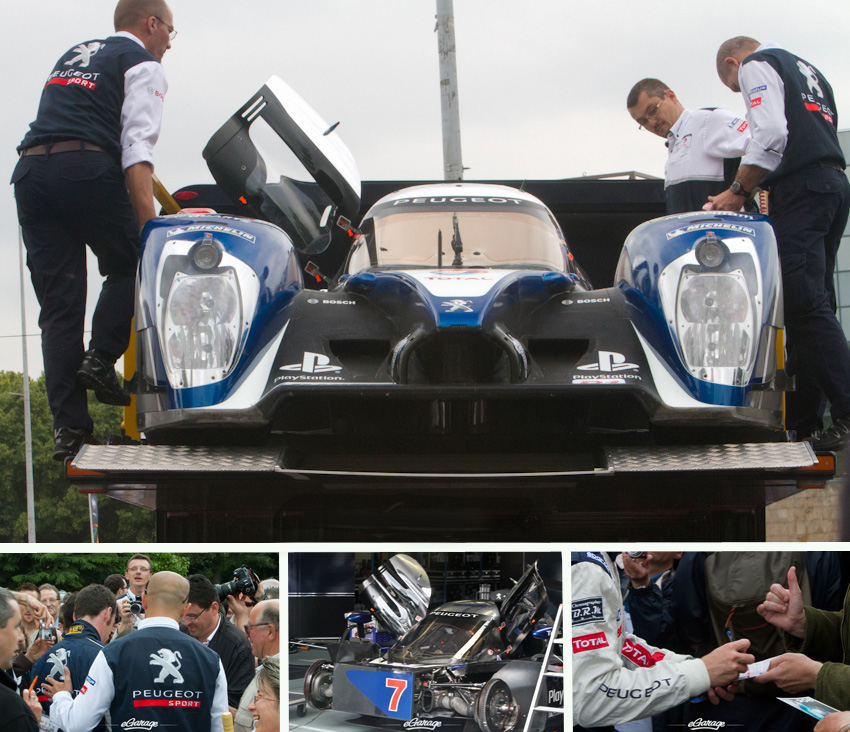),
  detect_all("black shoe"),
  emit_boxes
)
[76,349,131,406]
[796,428,822,443]
[812,416,850,451]
[53,427,97,462]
